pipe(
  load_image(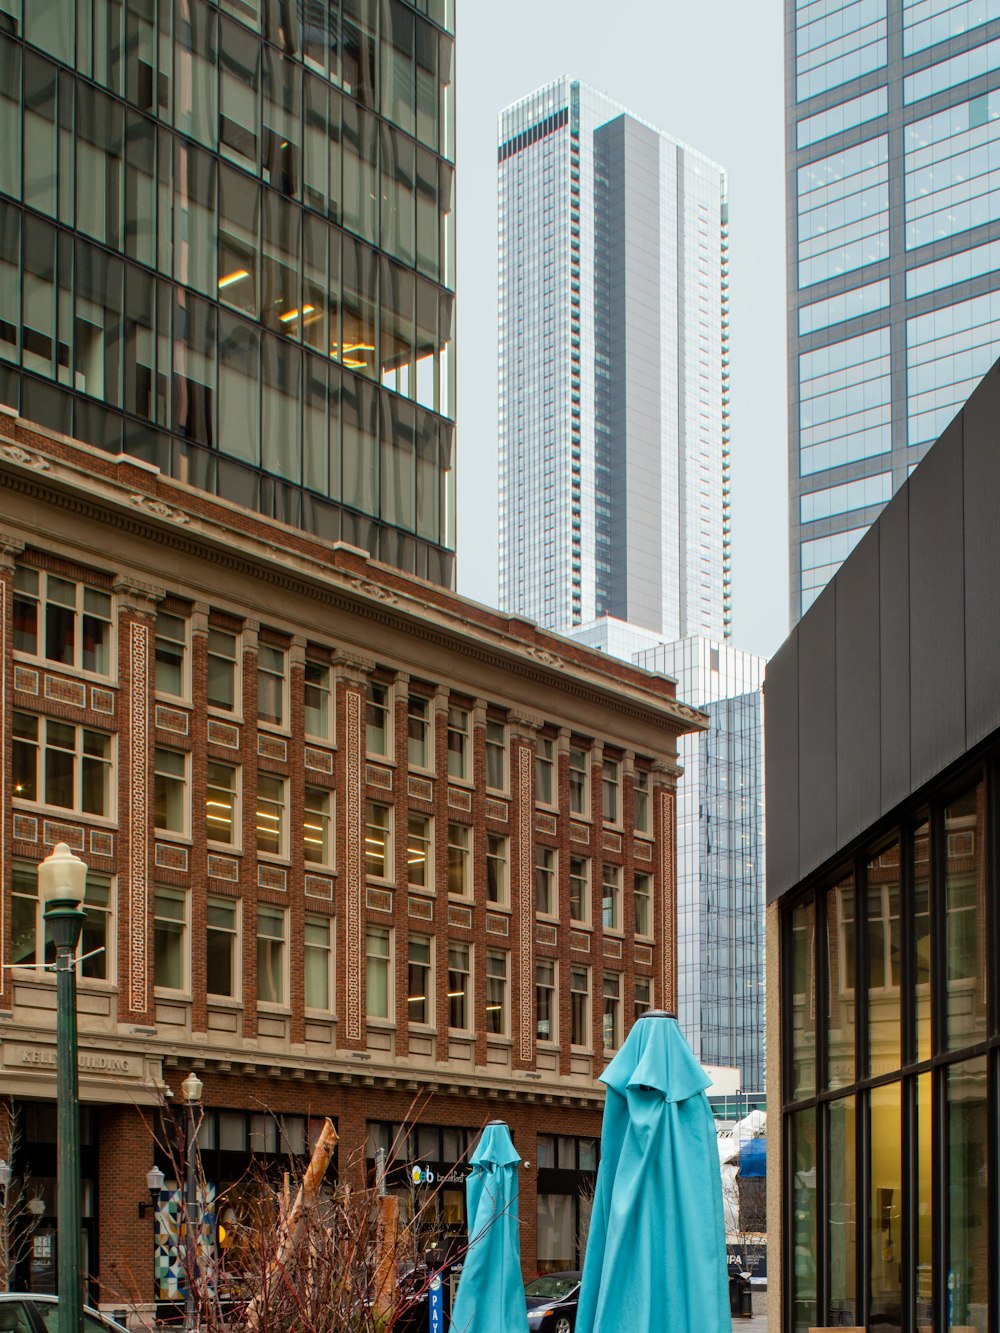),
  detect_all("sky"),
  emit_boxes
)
[452,1,790,662]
